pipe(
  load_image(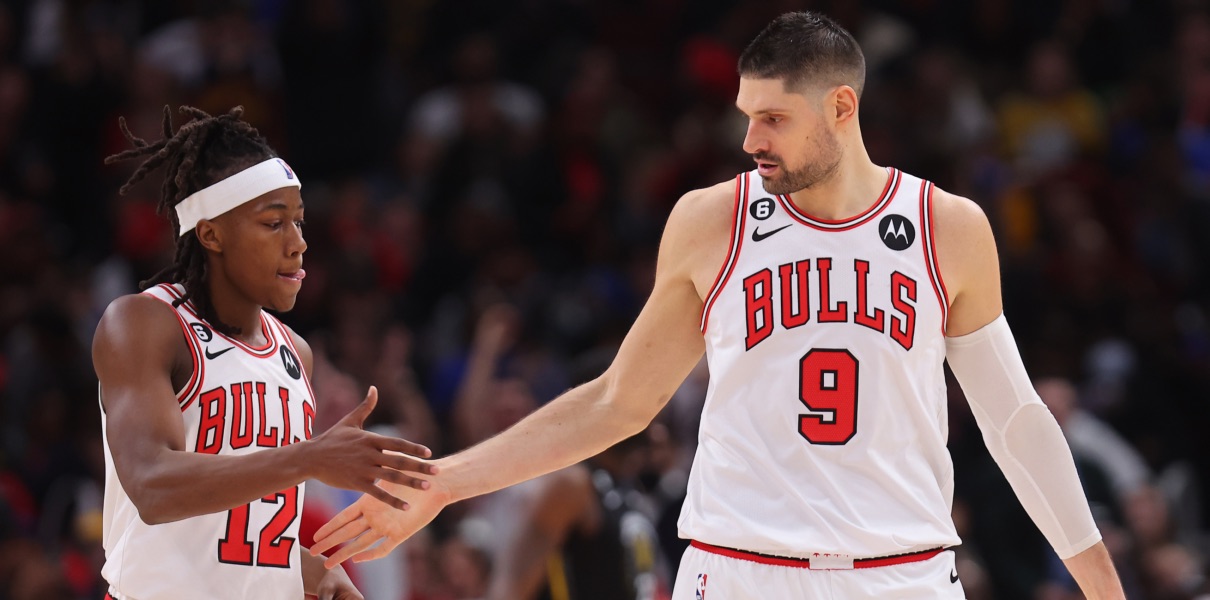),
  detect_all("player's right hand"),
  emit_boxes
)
[310,476,452,568]
[303,386,437,510]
